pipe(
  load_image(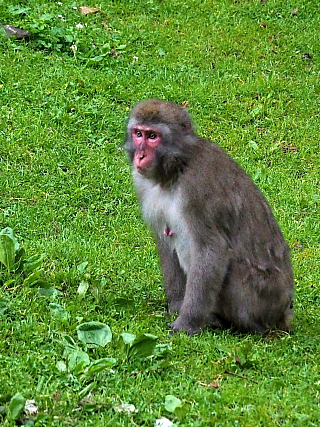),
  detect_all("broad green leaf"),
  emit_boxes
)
[214,344,231,354]
[4,279,15,287]
[128,334,158,359]
[78,382,97,400]
[24,254,45,272]
[82,402,99,412]
[77,280,89,298]
[0,228,19,251]
[56,361,66,372]
[77,322,112,346]
[77,261,88,274]
[61,334,76,348]
[14,247,25,270]
[165,395,182,413]
[39,282,57,296]
[8,392,26,421]
[23,269,43,286]
[74,360,88,376]
[0,234,15,271]
[8,5,30,15]
[154,343,172,357]
[113,297,135,311]
[250,105,262,117]
[39,13,54,21]
[86,357,117,376]
[67,350,90,371]
[121,332,136,346]
[248,140,258,151]
[49,303,69,320]
[0,298,10,314]
[102,43,111,52]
